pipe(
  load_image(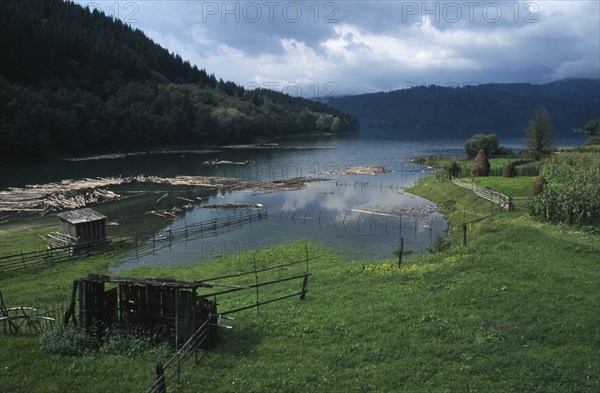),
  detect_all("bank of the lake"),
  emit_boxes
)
[1,135,458,264]
[1,160,598,392]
